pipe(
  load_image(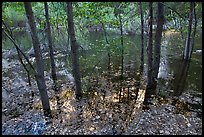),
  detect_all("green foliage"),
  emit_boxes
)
[2,2,202,53]
[2,2,25,27]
